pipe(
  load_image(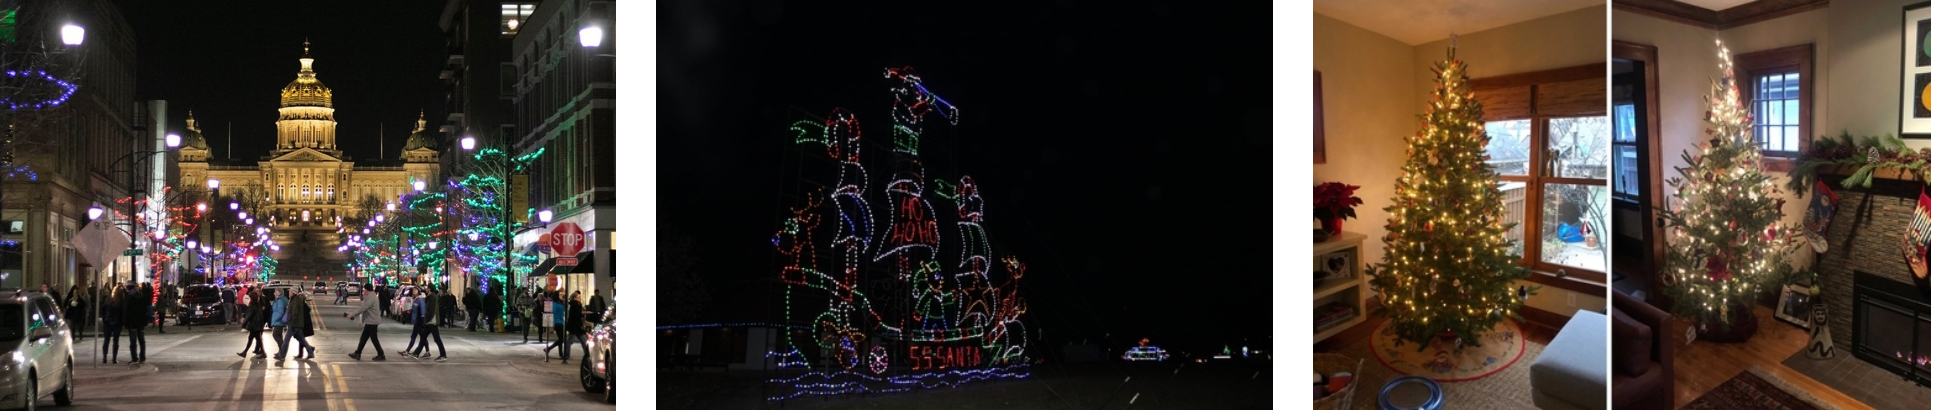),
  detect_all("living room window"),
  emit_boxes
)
[1472,64,1609,286]
[1735,44,1813,171]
